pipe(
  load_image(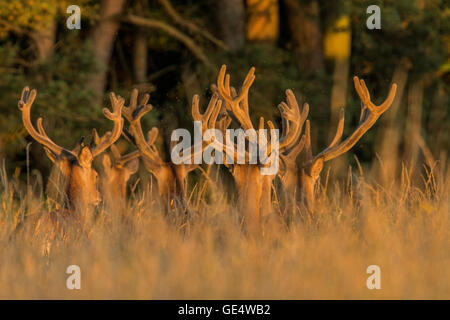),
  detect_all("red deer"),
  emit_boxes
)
[121,88,222,207]
[18,87,124,214]
[211,65,309,224]
[278,76,397,211]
